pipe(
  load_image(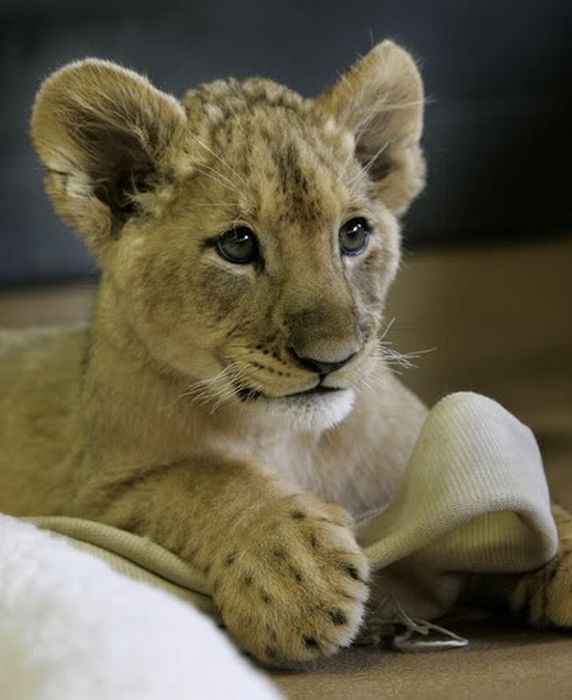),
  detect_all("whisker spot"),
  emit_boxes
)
[303,636,320,650]
[329,609,347,626]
